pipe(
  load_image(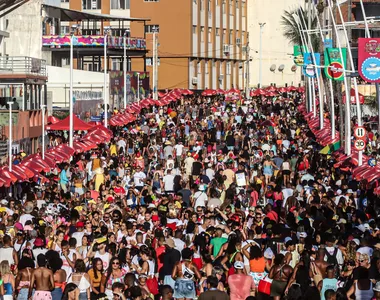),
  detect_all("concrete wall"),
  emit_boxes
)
[4,0,43,59]
[47,66,109,107]
[248,0,302,88]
